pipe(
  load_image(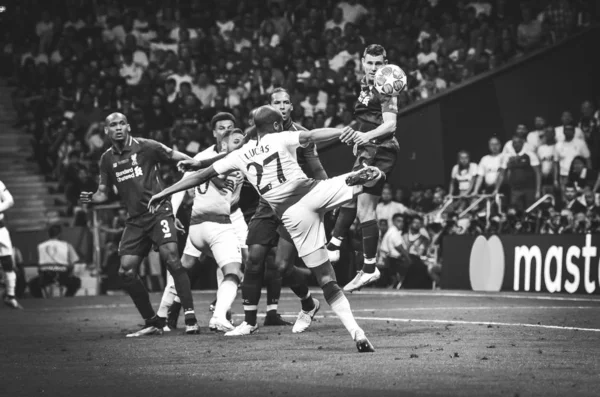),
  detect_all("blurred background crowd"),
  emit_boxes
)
[2,0,598,291]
